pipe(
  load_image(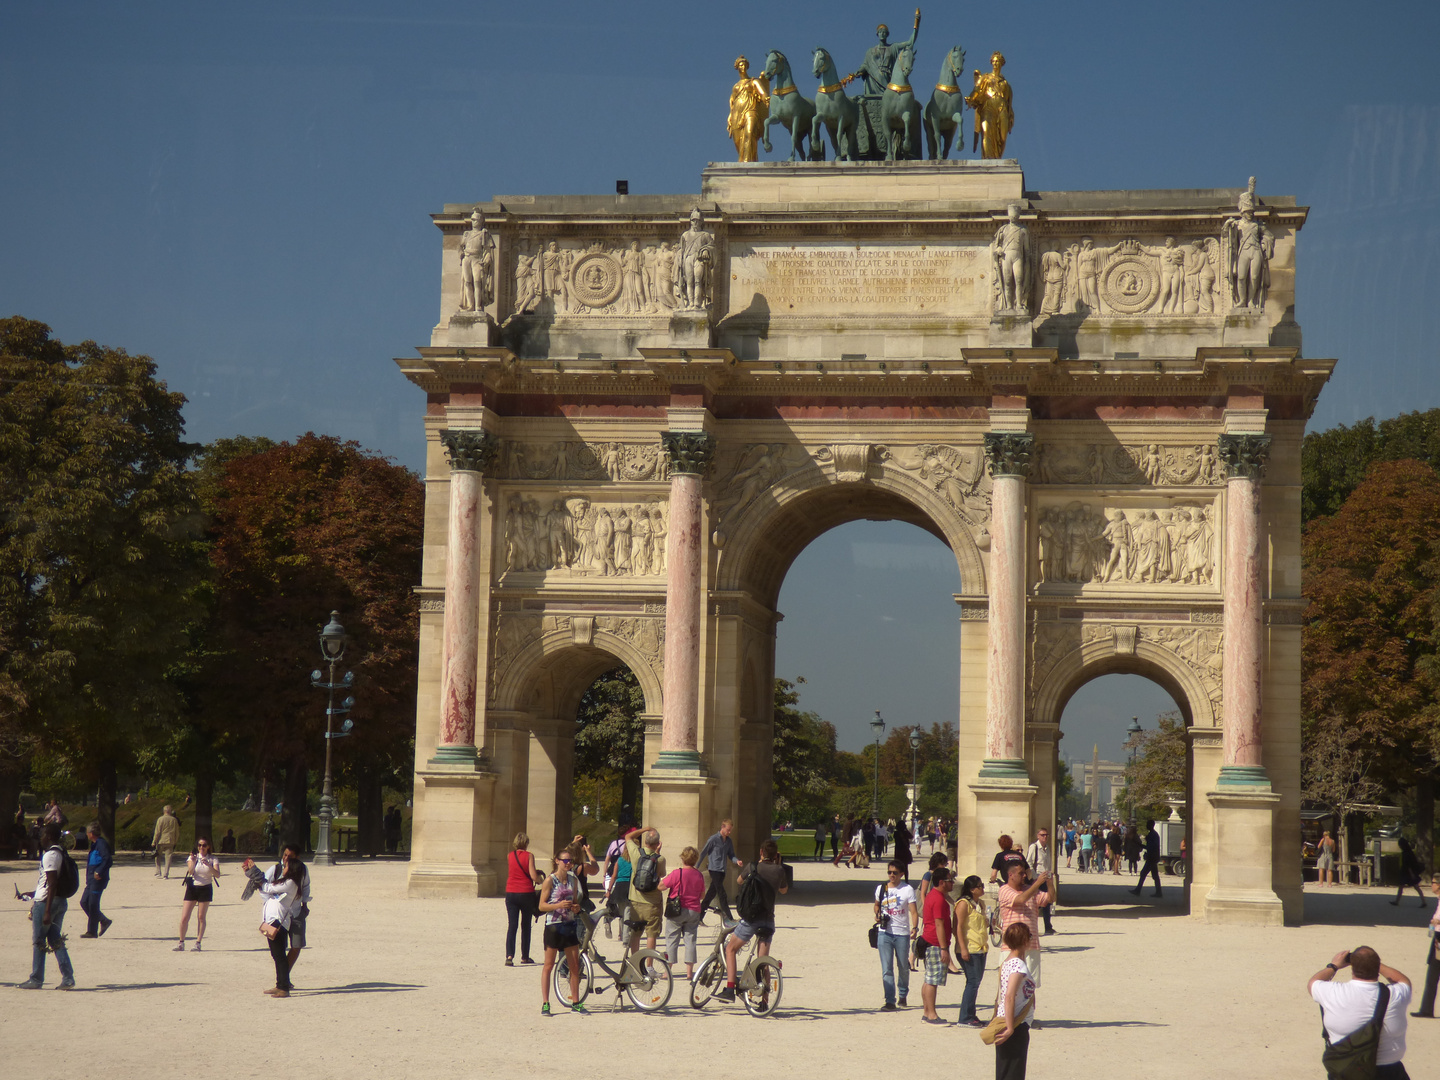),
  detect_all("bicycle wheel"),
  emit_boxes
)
[741,956,783,1018]
[689,954,722,1009]
[988,913,1003,949]
[624,948,673,1011]
[553,951,593,1006]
